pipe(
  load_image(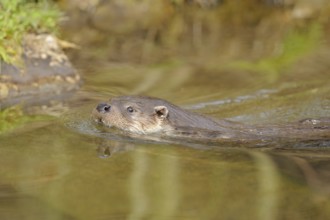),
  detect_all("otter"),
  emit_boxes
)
[92,95,330,141]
